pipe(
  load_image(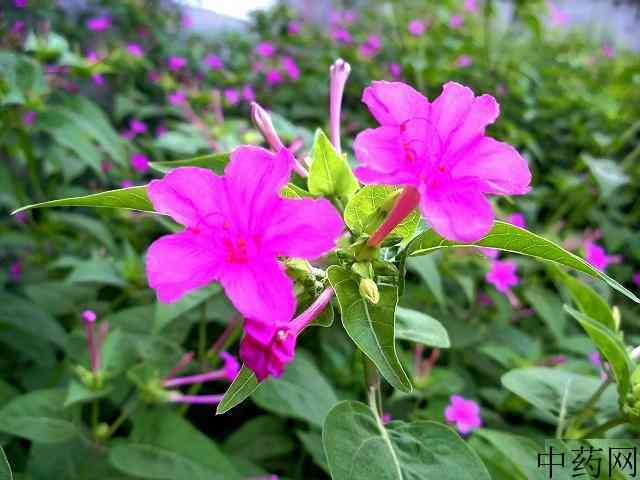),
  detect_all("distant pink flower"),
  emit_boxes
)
[101,160,113,173]
[288,21,301,35]
[408,19,426,36]
[255,41,275,58]
[479,247,499,259]
[507,212,526,229]
[82,310,97,323]
[633,273,640,288]
[168,90,186,106]
[602,44,615,58]
[126,43,144,57]
[343,10,357,24]
[584,240,620,271]
[23,111,37,126]
[145,147,344,322]
[9,261,22,282]
[12,21,26,34]
[456,54,472,68]
[359,34,382,58]
[382,413,392,424]
[87,16,111,32]
[589,351,601,367]
[121,129,135,141]
[546,1,569,27]
[14,0,27,7]
[548,354,567,366]
[445,395,482,434]
[353,81,531,242]
[266,69,283,86]
[242,85,256,102]
[168,56,187,72]
[148,71,160,83]
[204,54,223,70]
[14,212,28,224]
[181,14,192,29]
[486,259,519,293]
[450,15,463,29]
[92,73,105,86]
[389,63,401,79]
[86,50,100,63]
[120,180,134,188]
[464,0,479,13]
[130,153,150,173]
[129,118,147,135]
[331,27,352,44]
[224,88,240,105]
[281,56,300,81]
